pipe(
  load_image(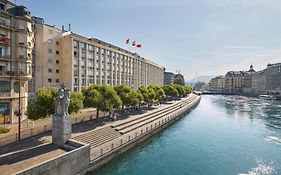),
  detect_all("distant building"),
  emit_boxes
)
[265,63,281,95]
[243,65,256,93]
[209,75,224,91]
[164,72,174,84]
[224,71,246,93]
[0,1,35,123]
